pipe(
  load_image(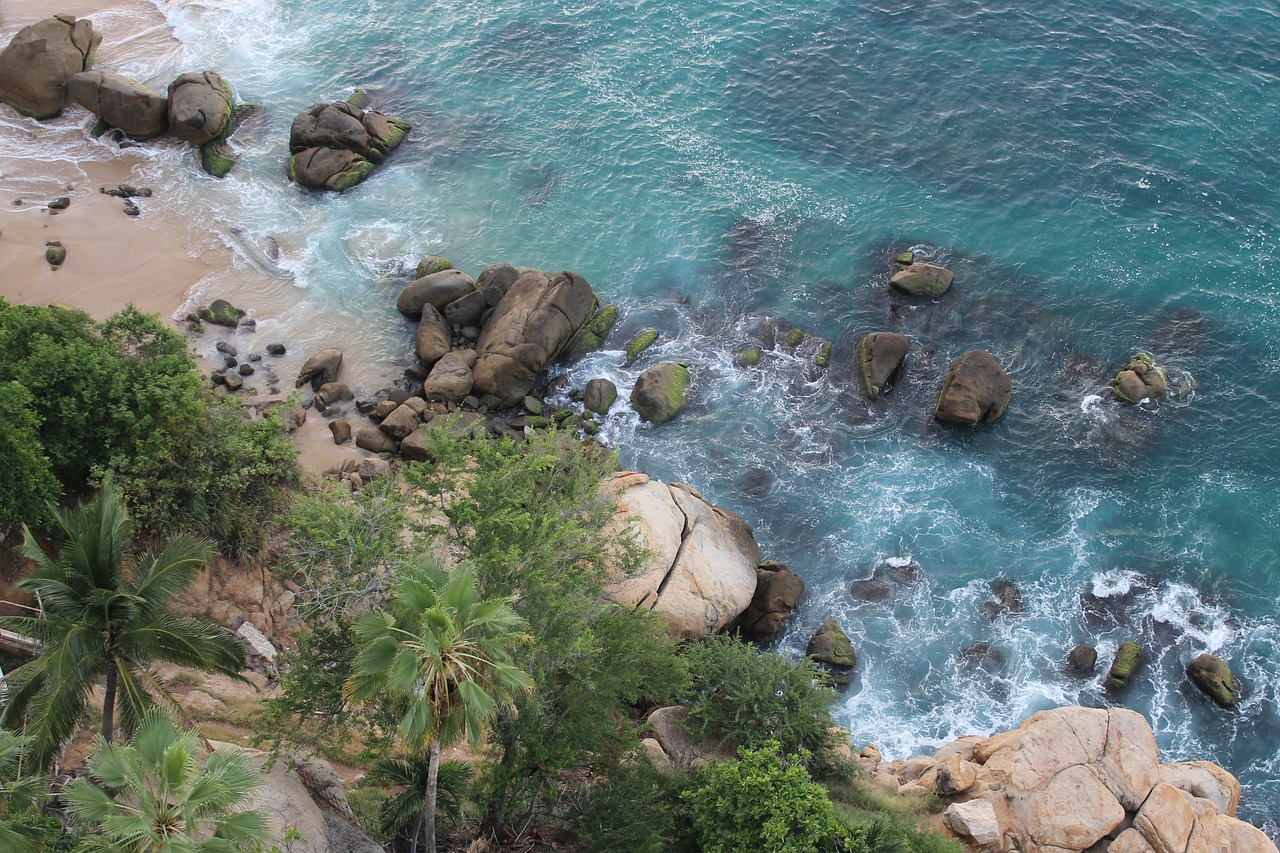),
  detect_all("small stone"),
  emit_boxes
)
[895,251,915,266]
[249,353,262,362]
[223,355,237,369]
[329,420,352,445]
[215,341,238,356]
[47,196,70,210]
[238,363,254,376]
[1186,653,1240,708]
[266,343,286,356]
[238,318,256,331]
[785,328,805,348]
[45,242,66,267]
[123,201,140,216]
